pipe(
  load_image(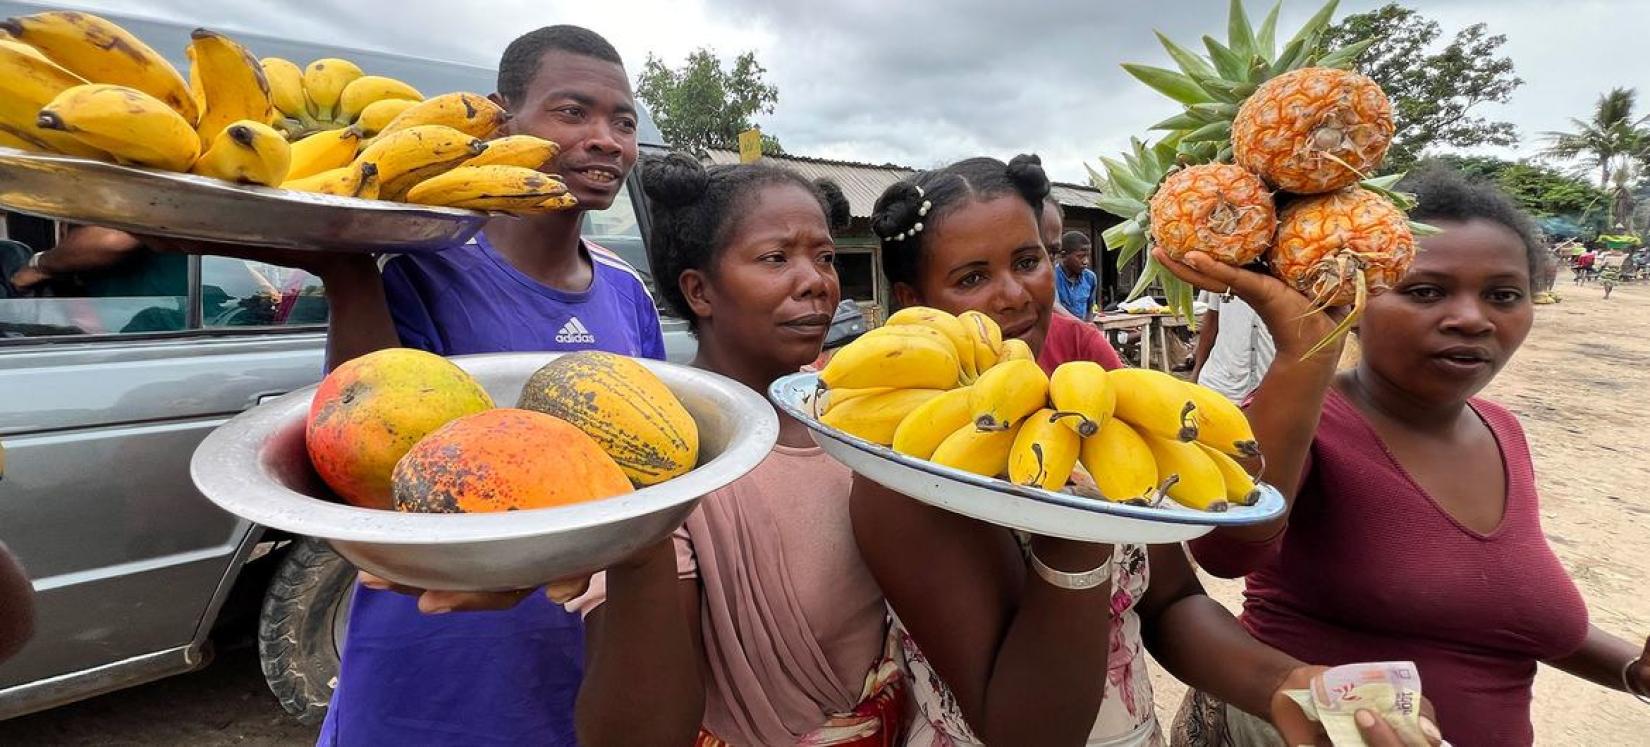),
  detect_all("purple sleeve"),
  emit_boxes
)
[635,290,667,361]
[379,256,443,354]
